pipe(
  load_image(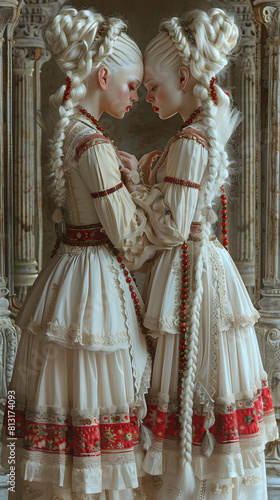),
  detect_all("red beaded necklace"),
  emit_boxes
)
[76,105,109,139]
[180,106,202,131]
